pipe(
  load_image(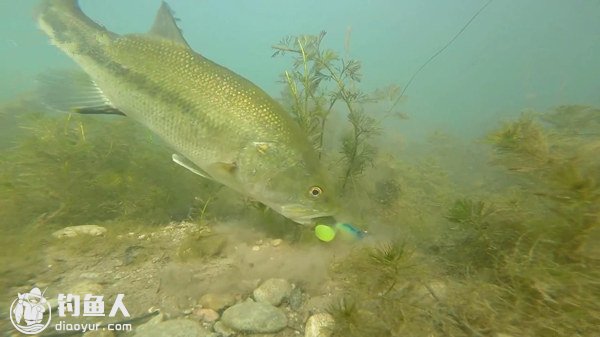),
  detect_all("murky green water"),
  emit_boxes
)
[1,1,599,336]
